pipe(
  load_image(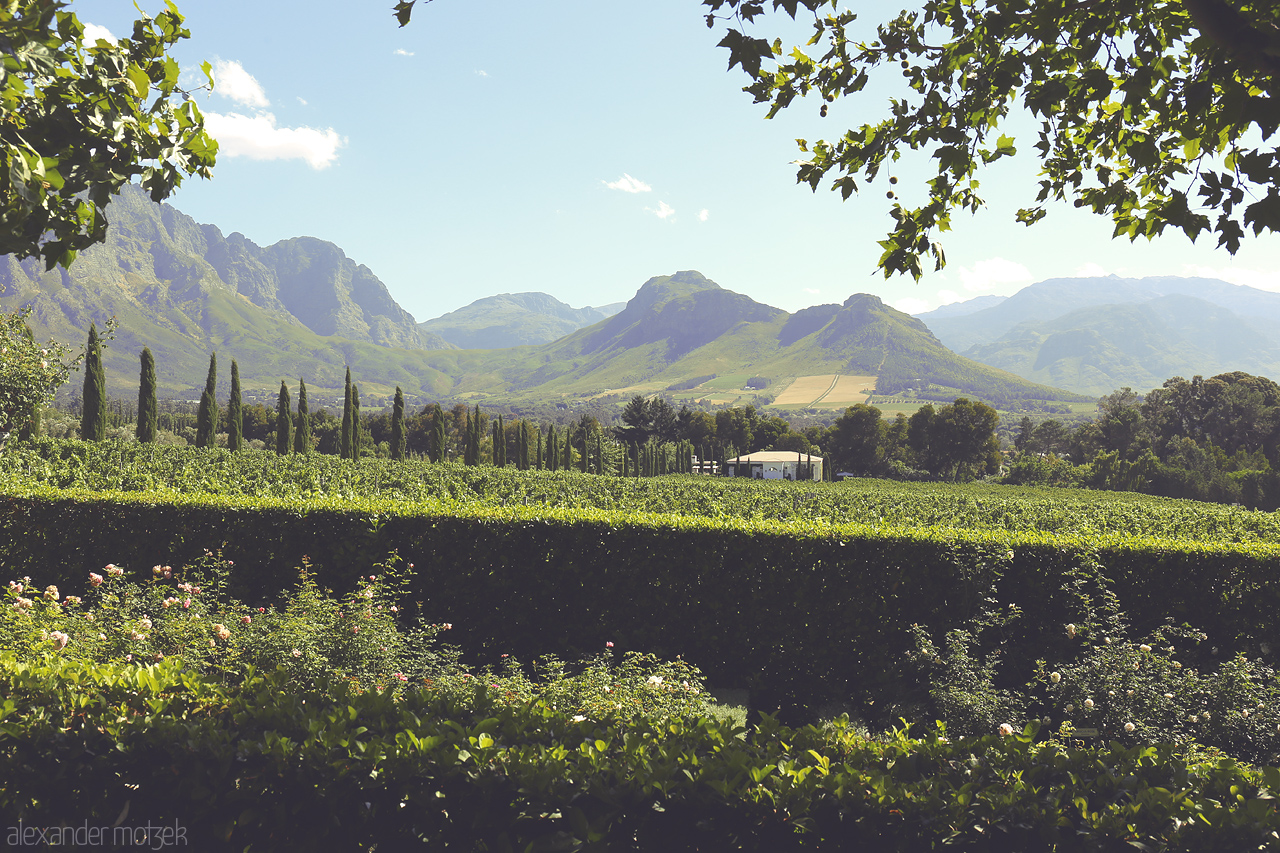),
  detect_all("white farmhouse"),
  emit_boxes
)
[722,451,823,481]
